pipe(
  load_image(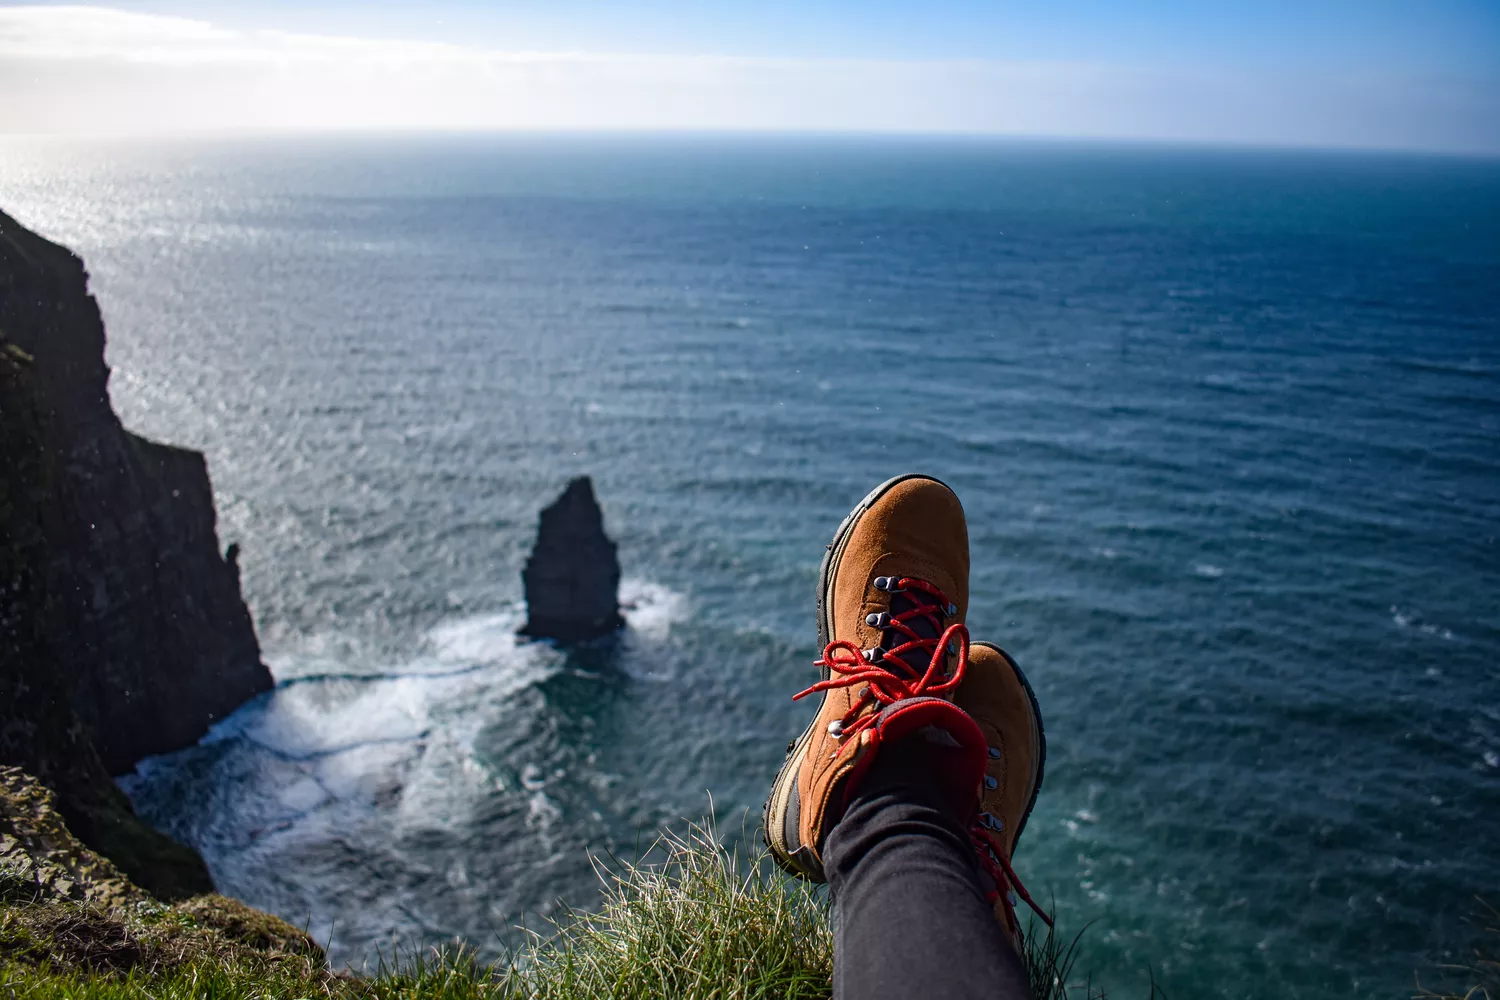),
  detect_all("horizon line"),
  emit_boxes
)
[3,128,1498,160]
